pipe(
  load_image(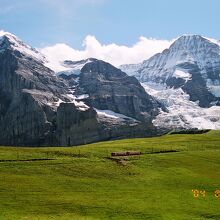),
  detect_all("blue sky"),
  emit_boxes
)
[0,0,219,49]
